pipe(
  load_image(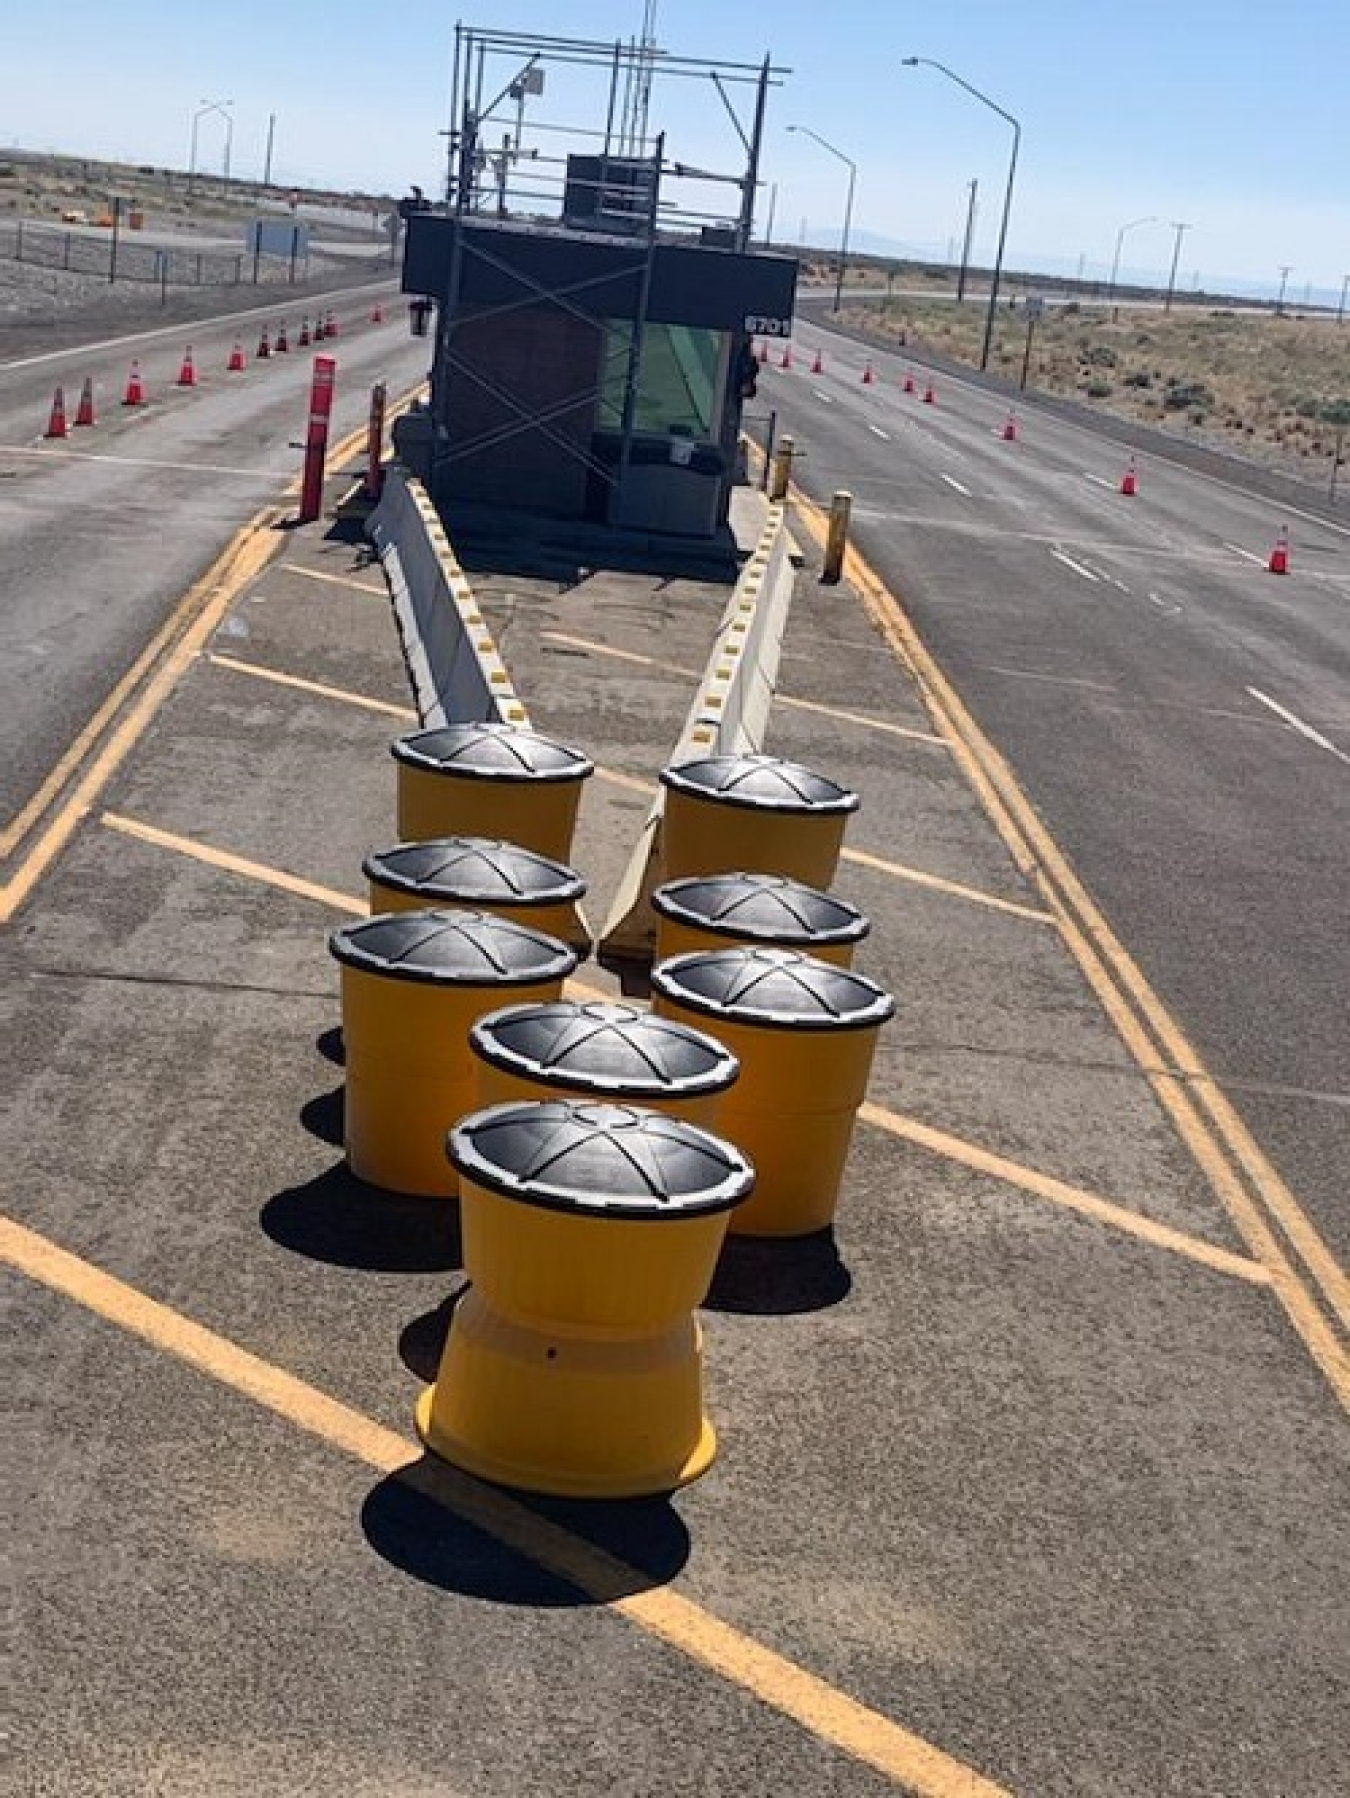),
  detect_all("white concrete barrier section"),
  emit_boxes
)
[367,464,530,729]
[599,499,795,962]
